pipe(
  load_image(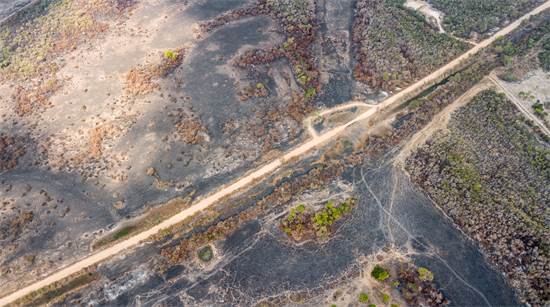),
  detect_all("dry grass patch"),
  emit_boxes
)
[124,47,186,96]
